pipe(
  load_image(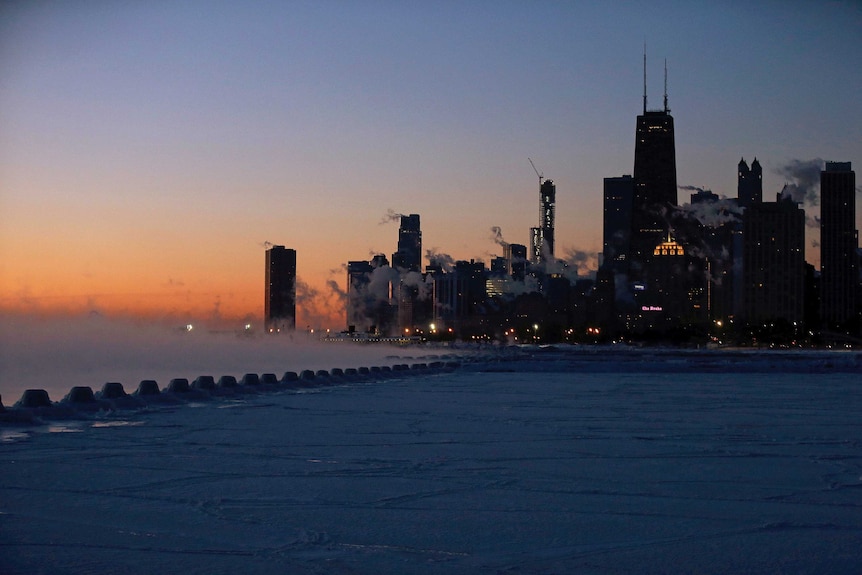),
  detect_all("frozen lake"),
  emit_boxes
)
[2,351,862,574]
